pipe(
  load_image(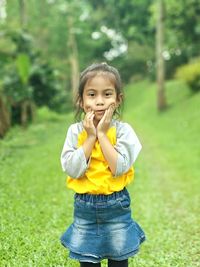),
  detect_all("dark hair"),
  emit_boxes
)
[75,62,124,121]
